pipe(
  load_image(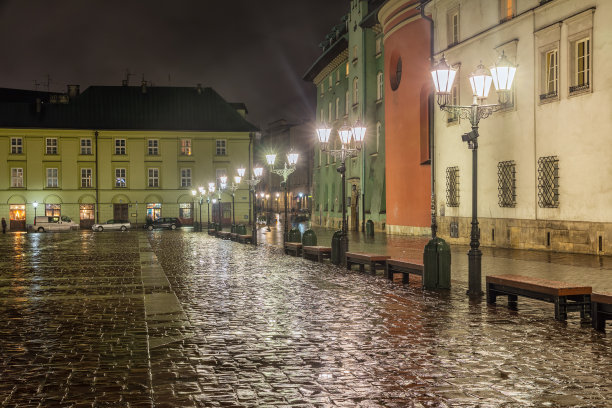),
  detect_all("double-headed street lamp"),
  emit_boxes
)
[217,176,228,230]
[430,52,517,297]
[207,182,215,228]
[266,151,299,246]
[191,187,206,231]
[315,121,366,264]
[241,165,263,245]
[228,175,241,226]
